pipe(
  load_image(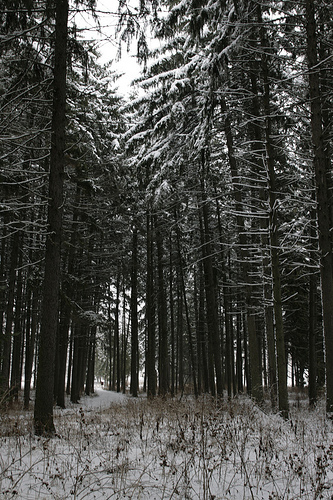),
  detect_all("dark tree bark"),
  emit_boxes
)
[34,0,68,435]
[215,194,235,398]
[221,95,264,404]
[260,21,289,417]
[66,327,73,396]
[224,284,234,399]
[194,271,202,394]
[85,326,96,396]
[71,322,83,404]
[114,274,121,392]
[305,0,333,415]
[55,292,71,408]
[10,239,24,401]
[262,259,277,409]
[169,234,176,396]
[243,313,251,394]
[176,221,198,398]
[0,228,7,351]
[24,287,39,410]
[55,186,80,407]
[176,268,184,394]
[130,226,139,397]
[236,301,243,393]
[247,311,263,403]
[200,174,223,396]
[198,208,216,396]
[308,208,318,406]
[108,293,113,390]
[146,212,156,397]
[1,230,19,395]
[155,216,169,396]
[121,283,128,394]
[198,265,209,393]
